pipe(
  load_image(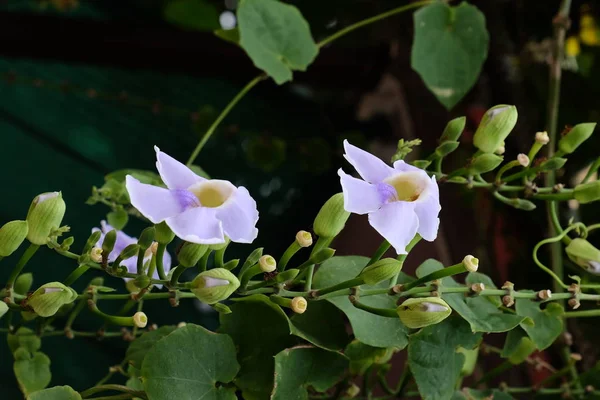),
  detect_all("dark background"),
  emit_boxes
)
[1,0,599,397]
